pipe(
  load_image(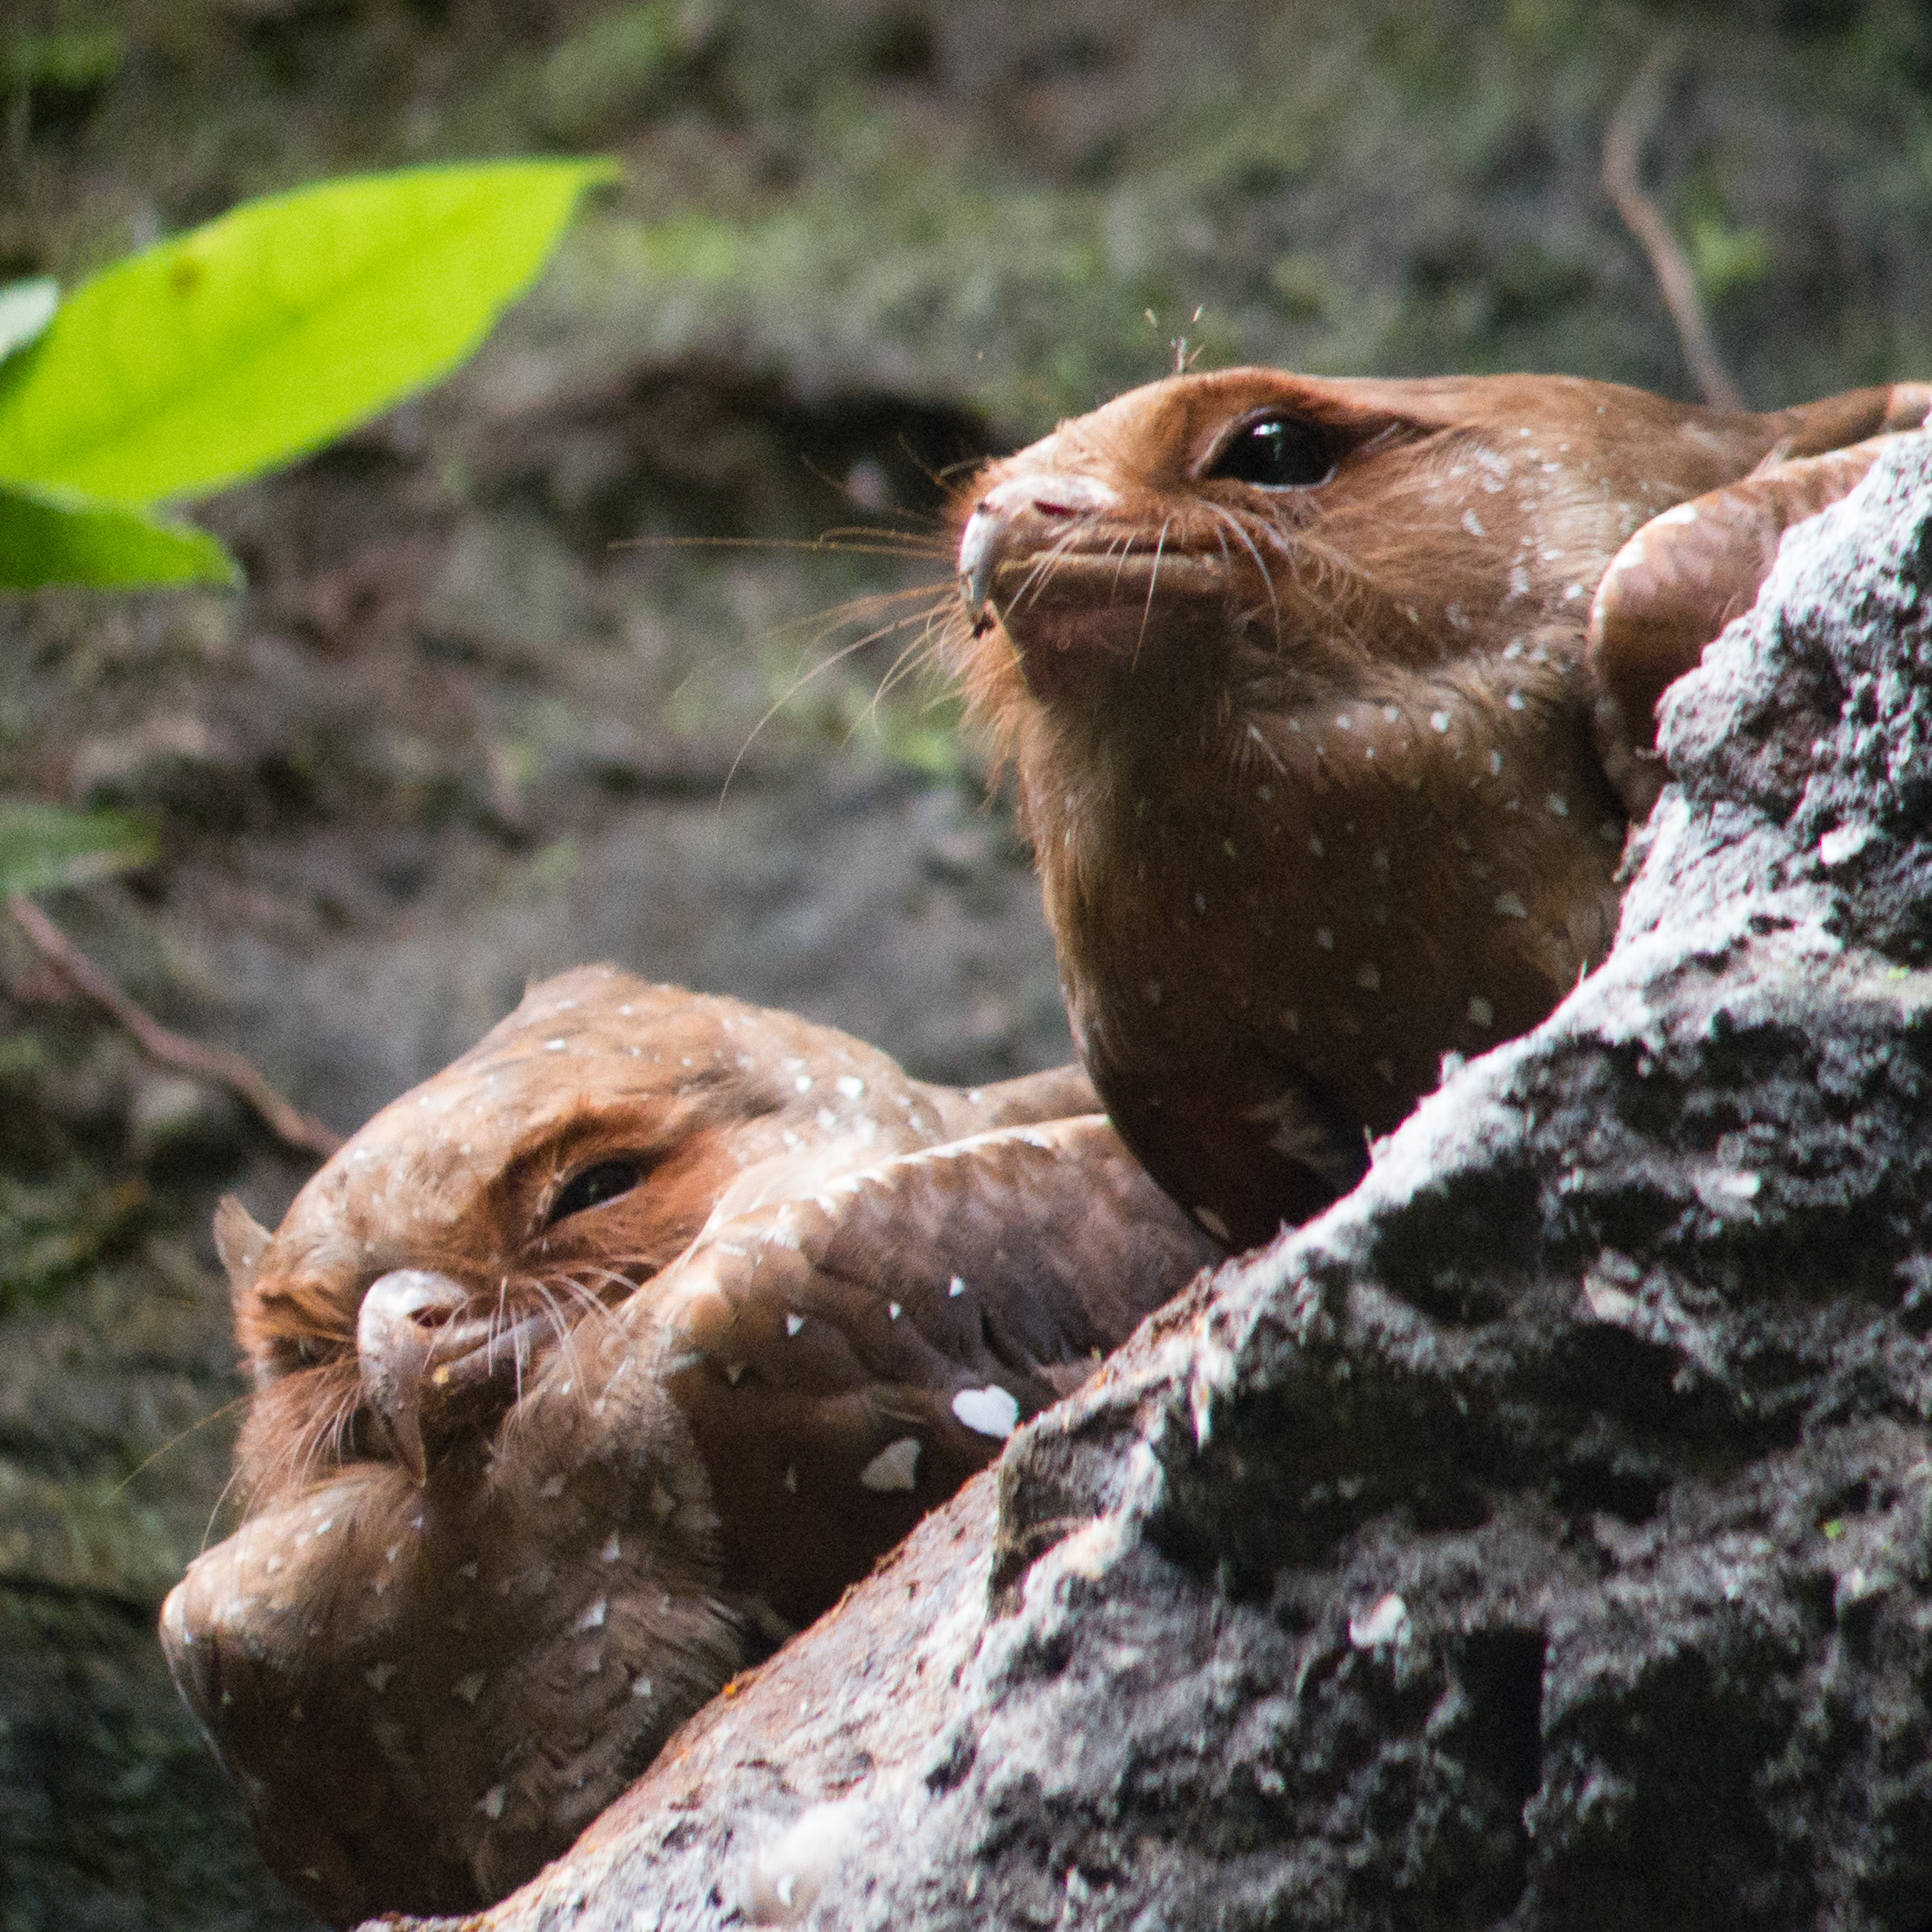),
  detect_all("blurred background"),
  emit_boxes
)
[1,2,1928,1923]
